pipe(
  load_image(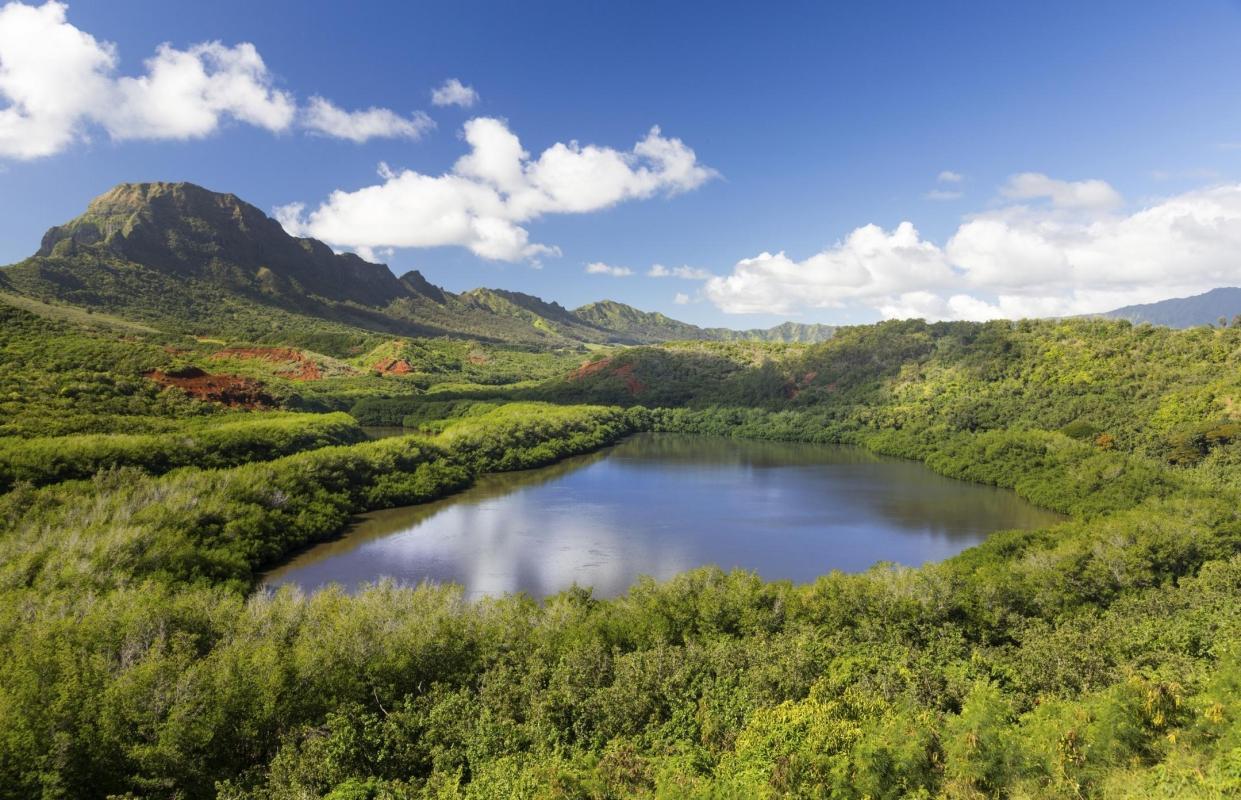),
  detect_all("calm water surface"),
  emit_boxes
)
[263,434,1064,599]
